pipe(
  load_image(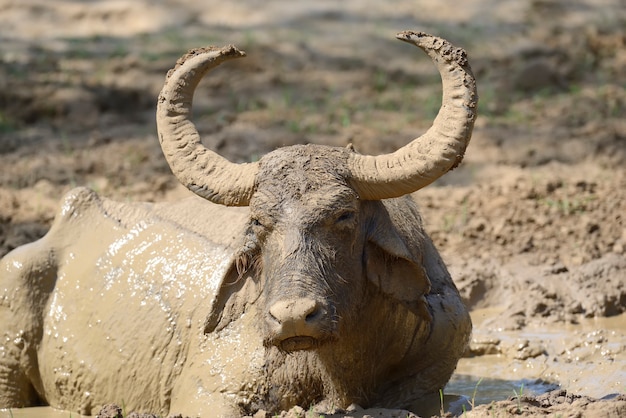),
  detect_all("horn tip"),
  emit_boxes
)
[177,45,246,64]
[222,44,247,58]
[395,30,430,42]
[396,30,469,67]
